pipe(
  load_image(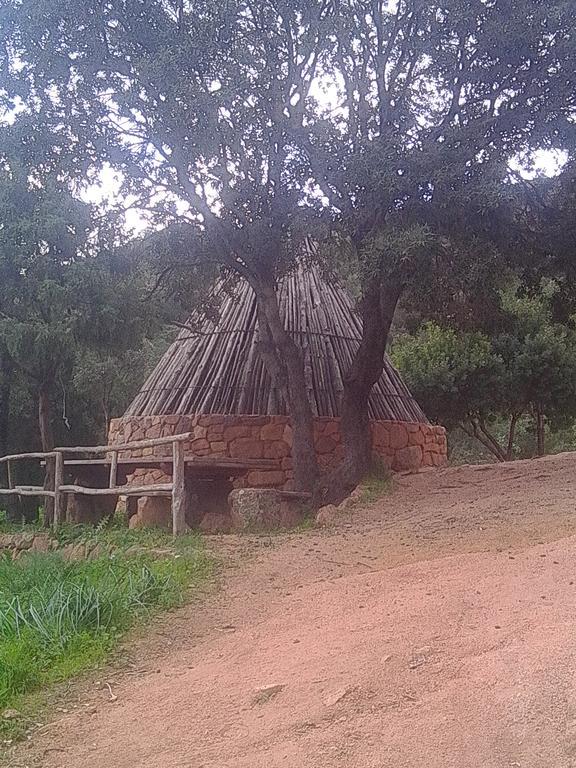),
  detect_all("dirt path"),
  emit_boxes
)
[11,452,576,768]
